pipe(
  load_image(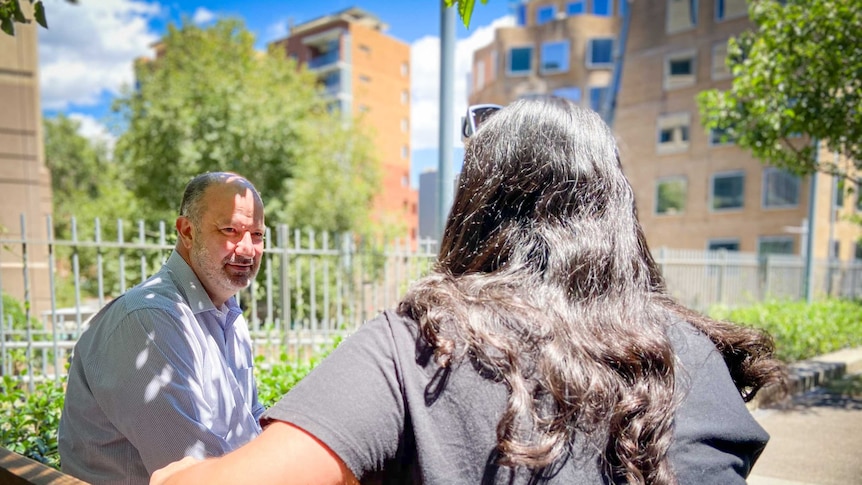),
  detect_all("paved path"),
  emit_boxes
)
[748,382,862,485]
